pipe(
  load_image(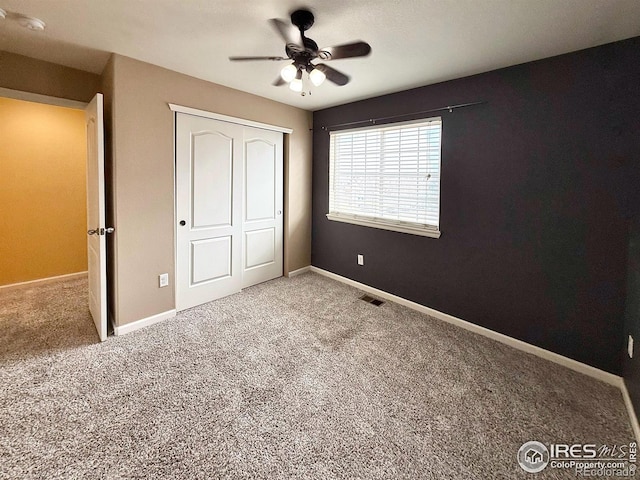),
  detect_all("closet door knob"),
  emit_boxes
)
[179,220,186,226]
